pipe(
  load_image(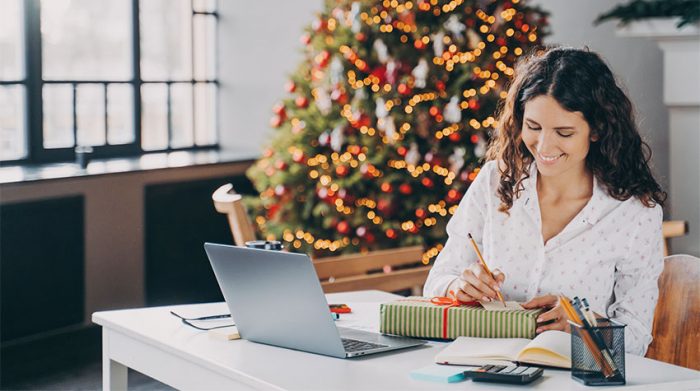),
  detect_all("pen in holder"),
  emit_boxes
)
[570,318,626,386]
